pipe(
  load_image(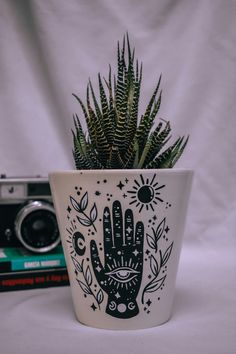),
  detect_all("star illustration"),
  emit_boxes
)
[146,299,152,307]
[126,226,132,234]
[165,226,170,233]
[67,206,71,213]
[117,181,125,190]
[96,265,102,272]
[115,292,121,299]
[133,249,139,257]
[95,191,101,196]
[91,303,97,311]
